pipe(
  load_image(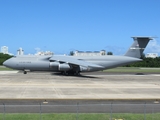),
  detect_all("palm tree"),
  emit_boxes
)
[69,51,74,56]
